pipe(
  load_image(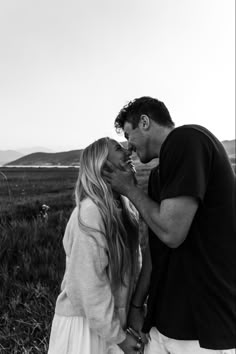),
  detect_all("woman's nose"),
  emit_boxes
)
[124,147,132,158]
[127,143,133,154]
